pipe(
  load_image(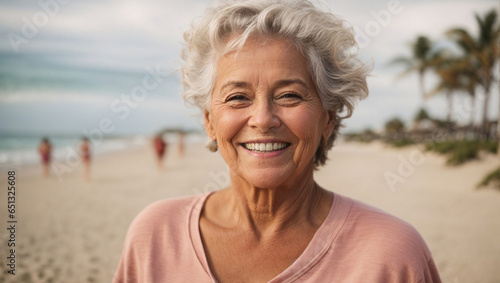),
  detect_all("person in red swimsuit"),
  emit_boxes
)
[38,137,52,177]
[153,134,167,169]
[79,138,91,181]
[178,131,186,158]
